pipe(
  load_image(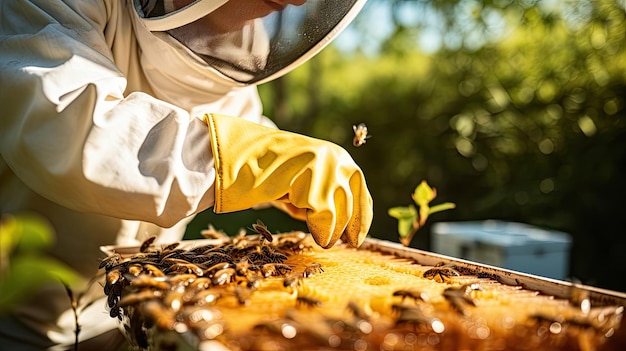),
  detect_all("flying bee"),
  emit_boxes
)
[250,219,274,245]
[352,123,371,147]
